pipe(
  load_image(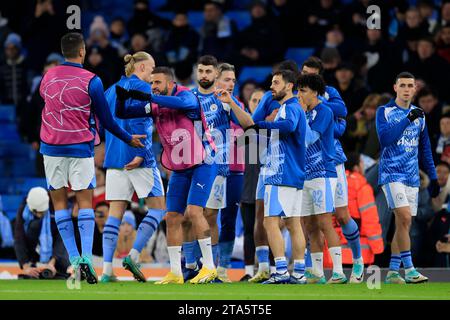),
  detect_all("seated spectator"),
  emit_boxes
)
[127,0,171,37]
[426,162,450,266]
[319,47,341,85]
[397,6,430,54]
[0,33,30,139]
[92,201,108,257]
[333,62,369,113]
[435,25,450,63]
[416,87,443,153]
[109,17,129,57]
[14,187,70,279]
[0,12,12,62]
[364,29,403,93]
[346,93,381,157]
[324,152,383,267]
[199,1,237,61]
[435,235,450,255]
[85,16,123,88]
[432,1,450,34]
[115,211,151,263]
[234,1,283,67]
[306,0,341,46]
[164,11,199,70]
[404,37,450,103]
[436,113,450,164]
[129,32,150,53]
[238,80,258,107]
[418,0,438,34]
[21,0,64,75]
